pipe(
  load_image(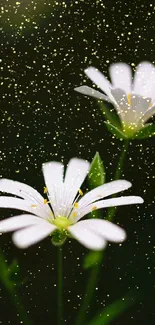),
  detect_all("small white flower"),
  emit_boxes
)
[0,158,143,250]
[75,62,155,136]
